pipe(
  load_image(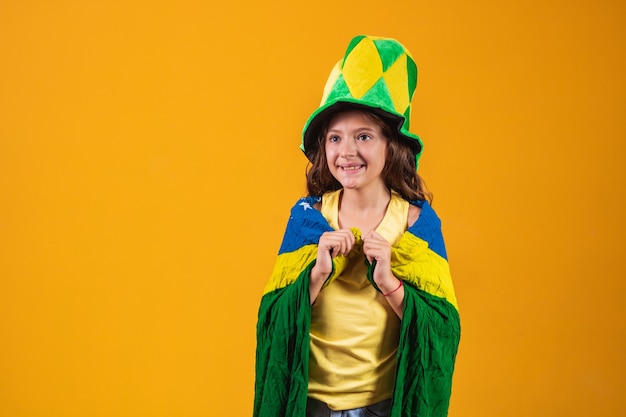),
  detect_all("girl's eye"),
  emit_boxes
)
[328,135,340,143]
[358,134,372,141]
